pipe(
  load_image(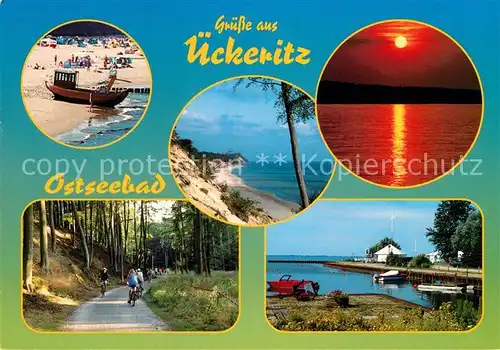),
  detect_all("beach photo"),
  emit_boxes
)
[169,77,334,226]
[22,200,239,332]
[22,20,152,147]
[266,200,483,332]
[316,20,482,187]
